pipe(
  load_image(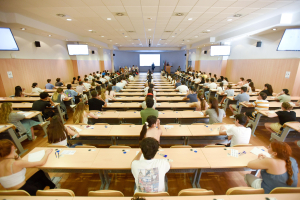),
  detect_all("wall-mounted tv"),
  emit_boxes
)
[0,28,19,51]
[67,44,89,55]
[210,46,231,56]
[277,28,300,51]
